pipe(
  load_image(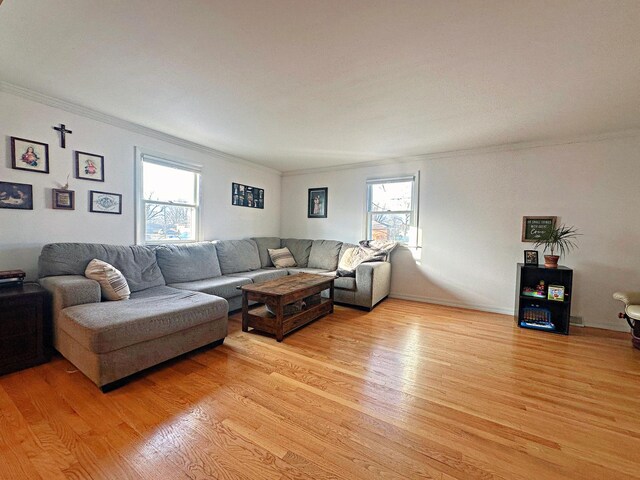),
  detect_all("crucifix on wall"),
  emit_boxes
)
[53,123,72,148]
